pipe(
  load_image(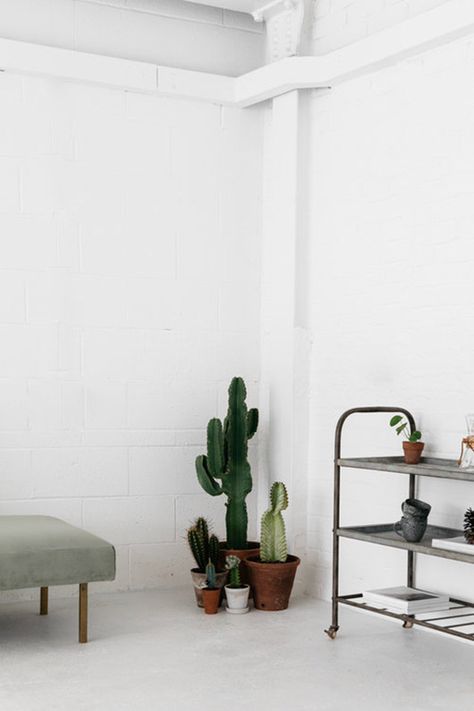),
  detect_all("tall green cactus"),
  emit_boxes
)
[260,482,289,563]
[195,377,258,550]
